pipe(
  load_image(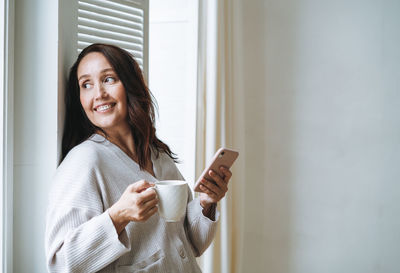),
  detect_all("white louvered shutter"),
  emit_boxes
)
[77,0,149,78]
